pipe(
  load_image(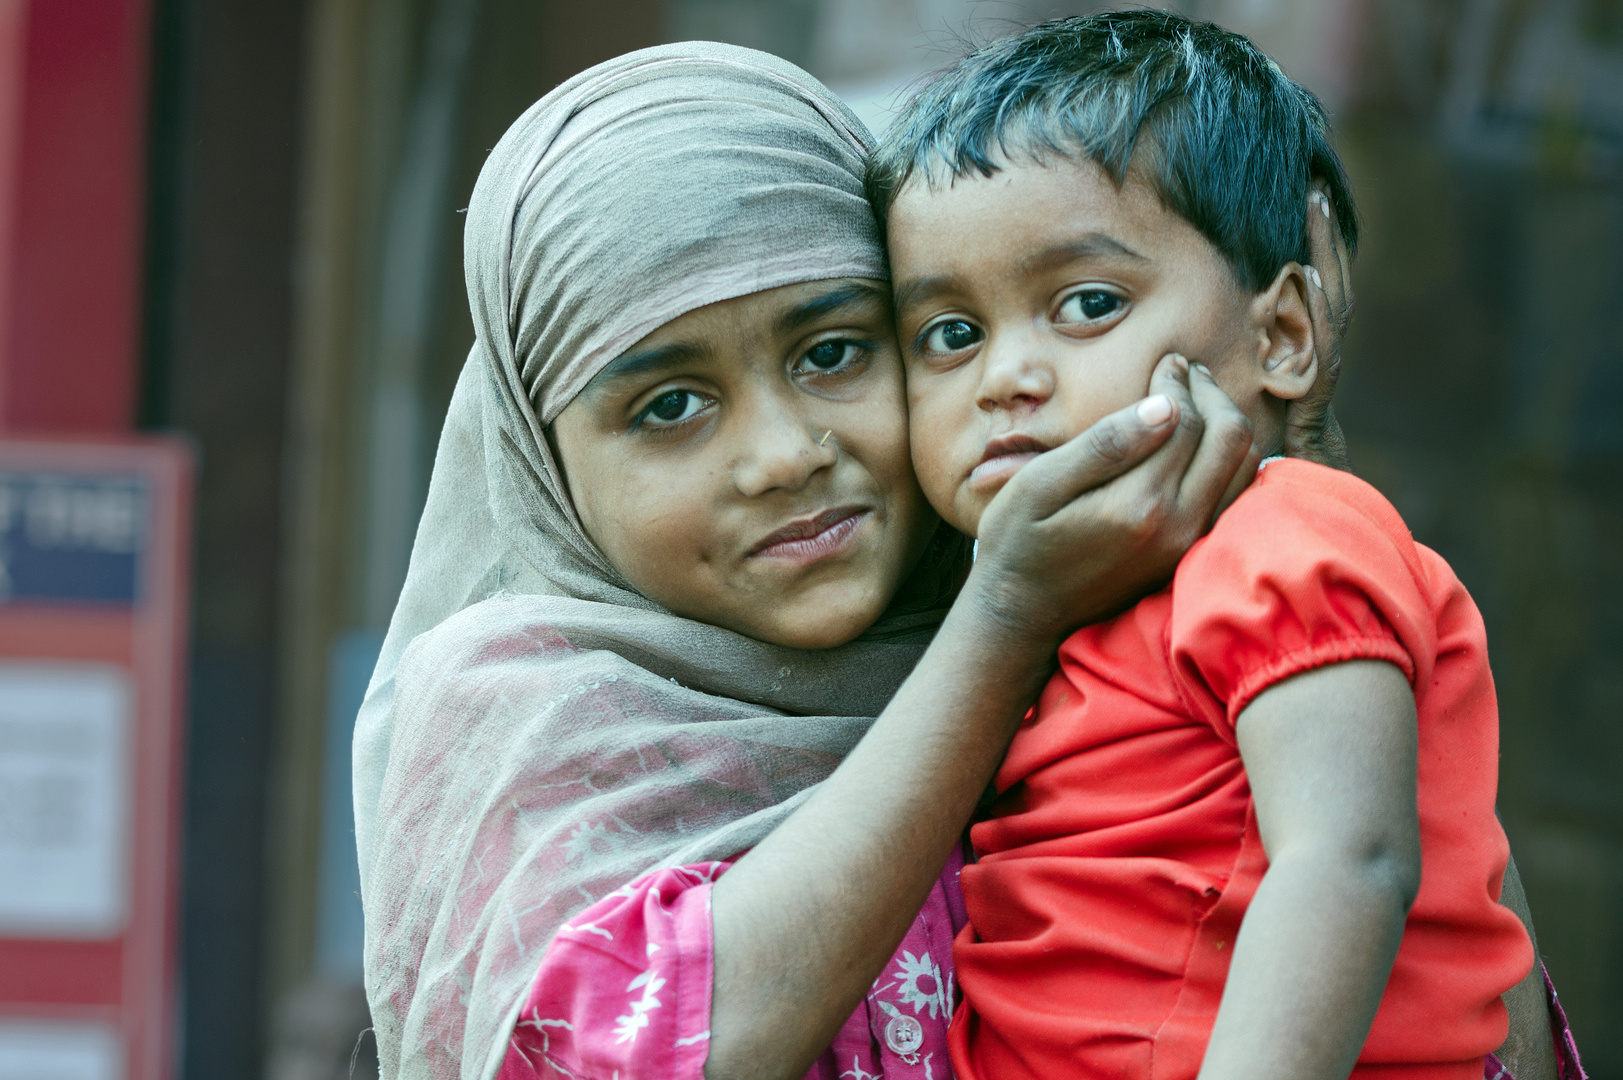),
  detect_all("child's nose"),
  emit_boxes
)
[975,335,1056,415]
